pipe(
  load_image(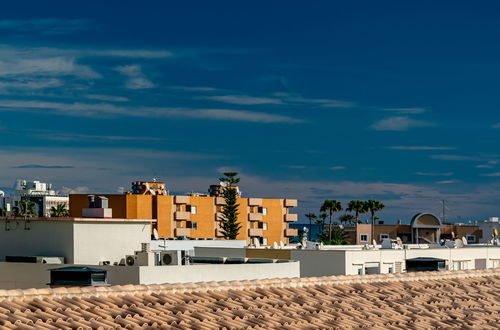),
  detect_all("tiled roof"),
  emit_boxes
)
[0,269,499,329]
